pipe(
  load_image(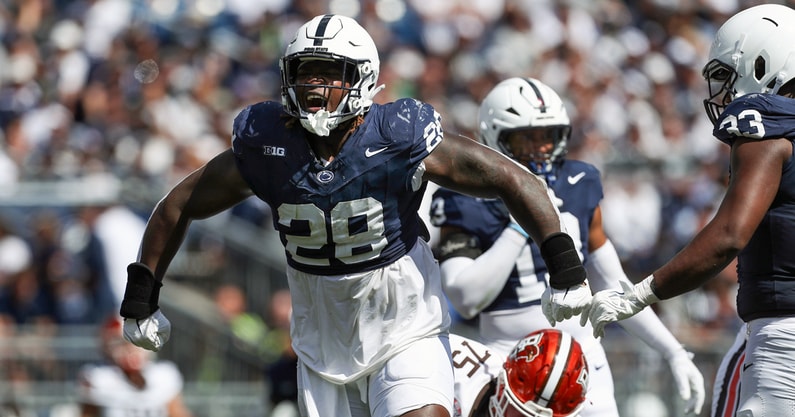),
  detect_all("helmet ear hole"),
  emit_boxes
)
[754,56,767,80]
